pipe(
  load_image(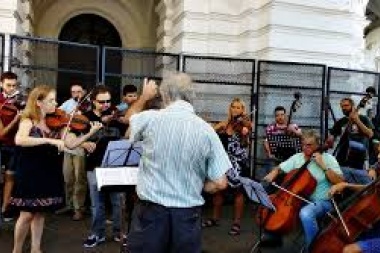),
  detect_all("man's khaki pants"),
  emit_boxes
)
[63,152,87,212]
